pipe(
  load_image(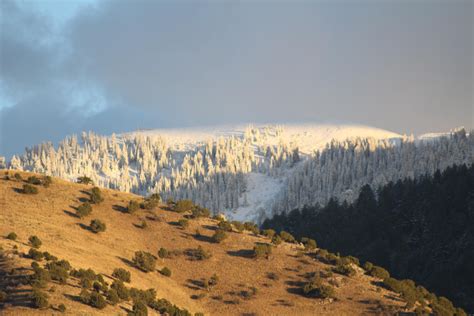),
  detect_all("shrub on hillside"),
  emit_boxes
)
[106,289,120,305]
[142,193,161,210]
[204,274,219,290]
[112,268,131,283]
[244,222,260,235]
[90,219,106,233]
[31,289,49,309]
[149,298,192,315]
[363,261,373,272]
[53,259,71,271]
[14,173,22,180]
[267,272,279,281]
[129,301,148,316]
[174,200,194,213]
[271,235,282,245]
[42,252,58,261]
[80,289,107,309]
[42,176,52,188]
[45,262,69,284]
[71,268,102,289]
[218,221,233,232]
[238,286,258,300]
[315,250,341,265]
[368,265,390,280]
[333,263,356,277]
[29,248,44,261]
[93,281,108,293]
[159,267,172,277]
[186,246,212,261]
[77,277,92,289]
[22,184,38,194]
[231,221,245,233]
[383,277,432,309]
[341,256,360,266]
[148,193,161,201]
[137,220,147,229]
[129,288,156,305]
[111,280,130,301]
[79,289,91,303]
[279,231,296,243]
[166,197,175,208]
[133,251,156,272]
[29,235,42,249]
[302,277,335,299]
[191,206,210,218]
[77,176,94,185]
[253,243,272,259]
[301,237,317,250]
[158,247,169,259]
[58,303,66,313]
[214,213,226,222]
[76,202,92,218]
[262,229,276,239]
[211,229,228,243]
[27,176,42,185]
[6,232,17,240]
[90,291,107,308]
[30,266,51,288]
[90,187,104,204]
[430,296,465,316]
[128,200,140,214]
[317,249,329,258]
[178,218,189,229]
